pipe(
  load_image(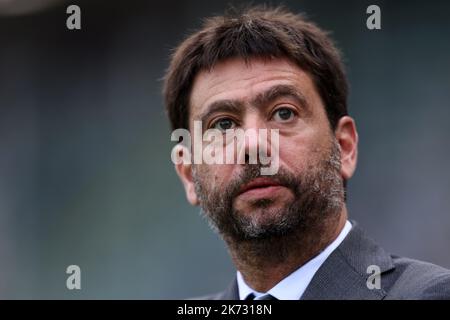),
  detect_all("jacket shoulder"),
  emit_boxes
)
[385,255,450,299]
